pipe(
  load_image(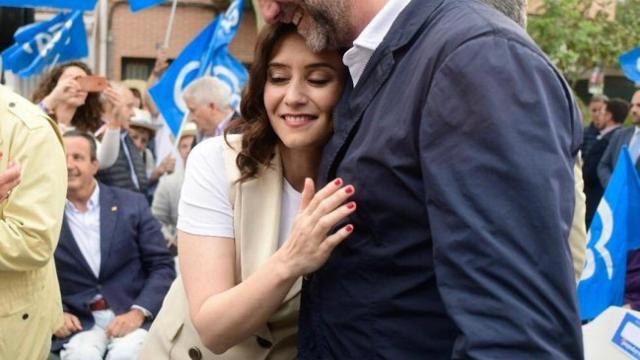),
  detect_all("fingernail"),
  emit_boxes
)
[347,202,356,210]
[346,224,354,233]
[334,178,342,186]
[345,185,354,194]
